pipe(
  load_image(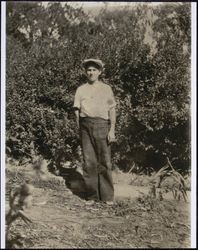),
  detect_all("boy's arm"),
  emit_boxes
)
[108,107,116,143]
[109,107,116,132]
[74,109,80,129]
[73,88,80,128]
